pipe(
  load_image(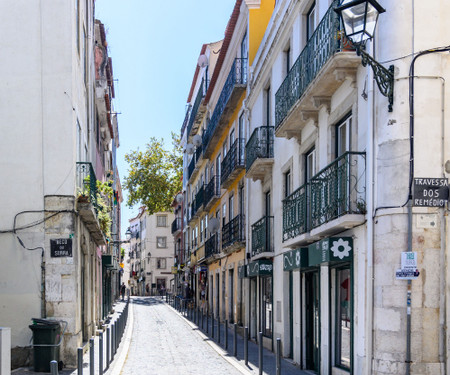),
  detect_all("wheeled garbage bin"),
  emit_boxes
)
[29,318,61,372]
